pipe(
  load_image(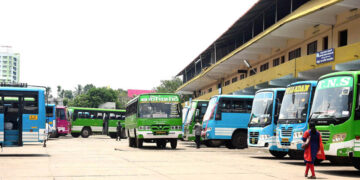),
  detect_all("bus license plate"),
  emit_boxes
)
[282,138,289,142]
[155,131,166,135]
